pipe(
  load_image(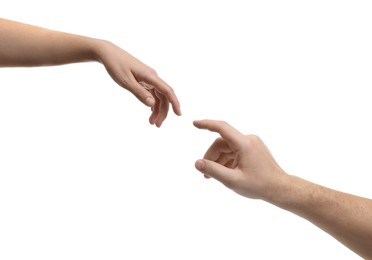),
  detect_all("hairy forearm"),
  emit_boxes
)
[268,175,372,258]
[0,18,101,67]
